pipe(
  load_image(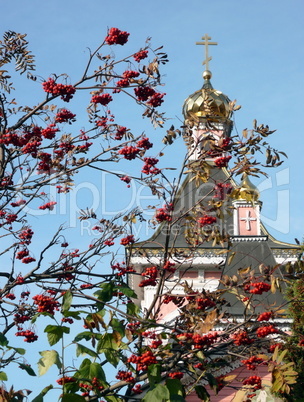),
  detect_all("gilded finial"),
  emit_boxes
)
[196,34,218,79]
